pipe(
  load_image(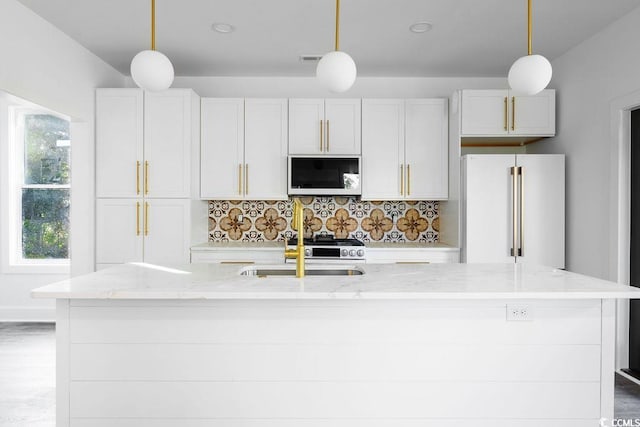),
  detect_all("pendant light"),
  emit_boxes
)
[507,0,552,96]
[316,0,357,93]
[130,0,174,92]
